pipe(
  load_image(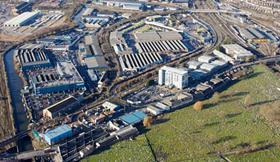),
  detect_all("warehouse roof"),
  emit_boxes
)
[4,11,40,26]
[200,63,218,72]
[119,111,147,125]
[198,55,216,63]
[134,31,182,42]
[84,35,103,56]
[44,96,78,113]
[84,56,108,69]
[222,44,253,55]
[187,60,202,69]
[211,60,227,66]
[102,101,119,111]
[44,125,72,139]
